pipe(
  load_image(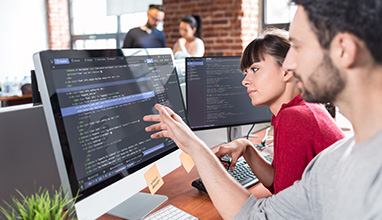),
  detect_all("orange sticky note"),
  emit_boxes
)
[179,151,195,173]
[144,164,164,195]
